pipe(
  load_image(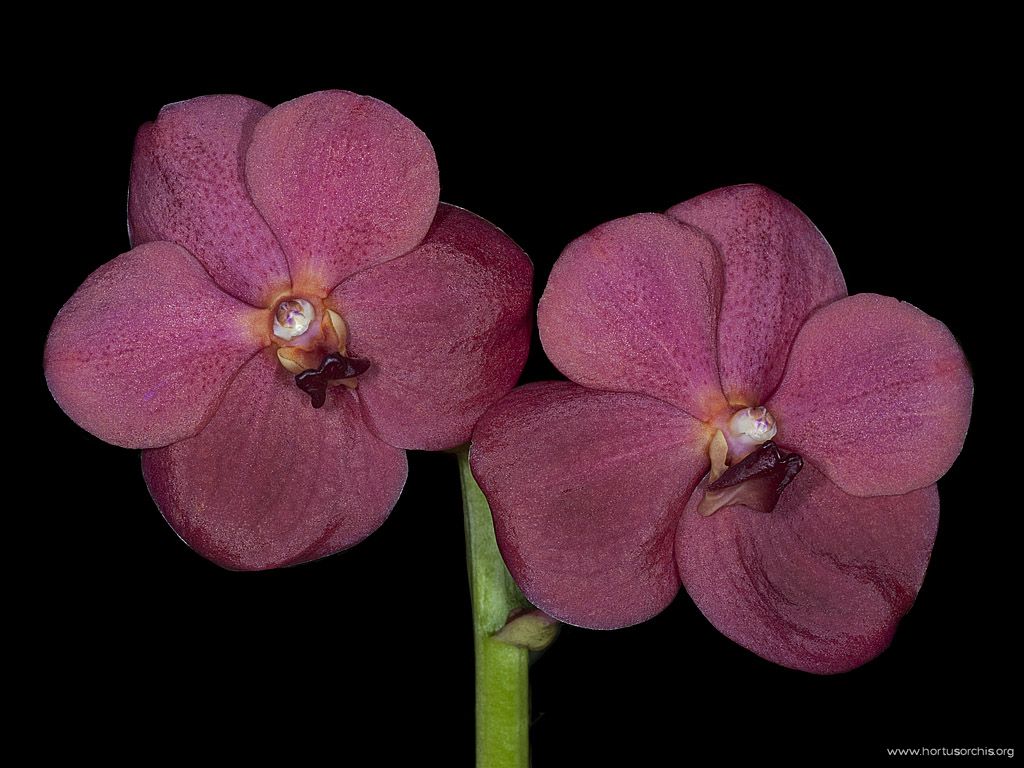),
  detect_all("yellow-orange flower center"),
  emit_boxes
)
[265,297,369,406]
